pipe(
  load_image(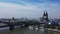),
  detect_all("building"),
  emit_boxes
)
[40,11,49,23]
[40,11,59,26]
